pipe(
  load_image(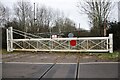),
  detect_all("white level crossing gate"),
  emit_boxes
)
[7,27,113,53]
